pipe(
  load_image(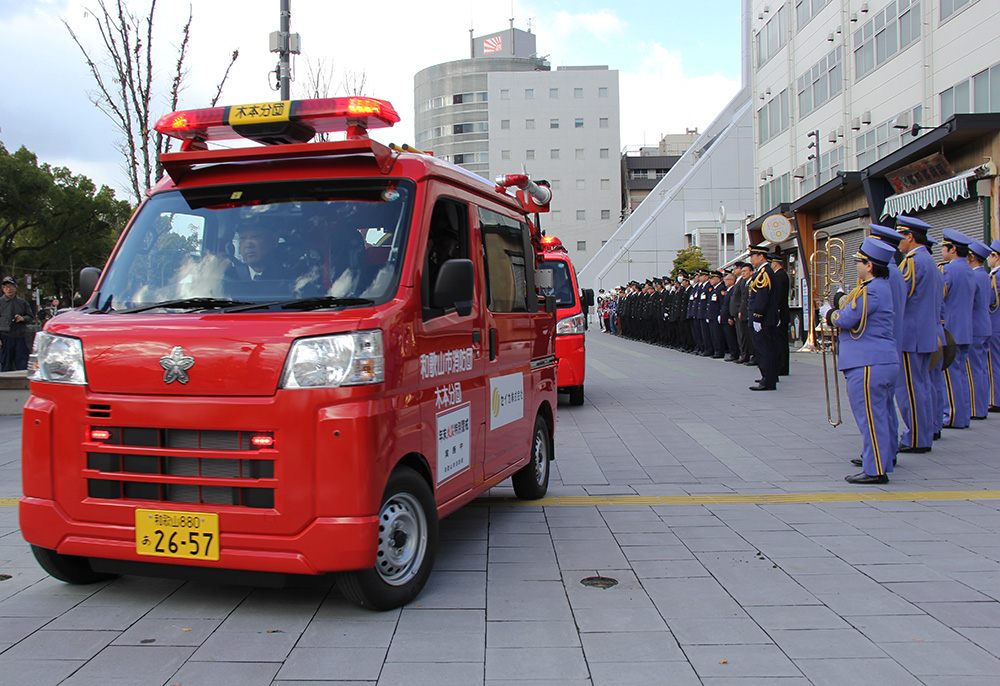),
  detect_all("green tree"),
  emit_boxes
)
[0,143,132,302]
[671,246,710,280]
